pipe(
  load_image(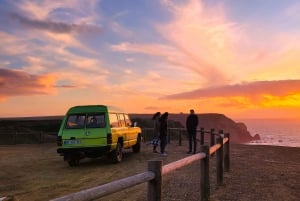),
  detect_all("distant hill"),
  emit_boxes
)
[0,113,260,144]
